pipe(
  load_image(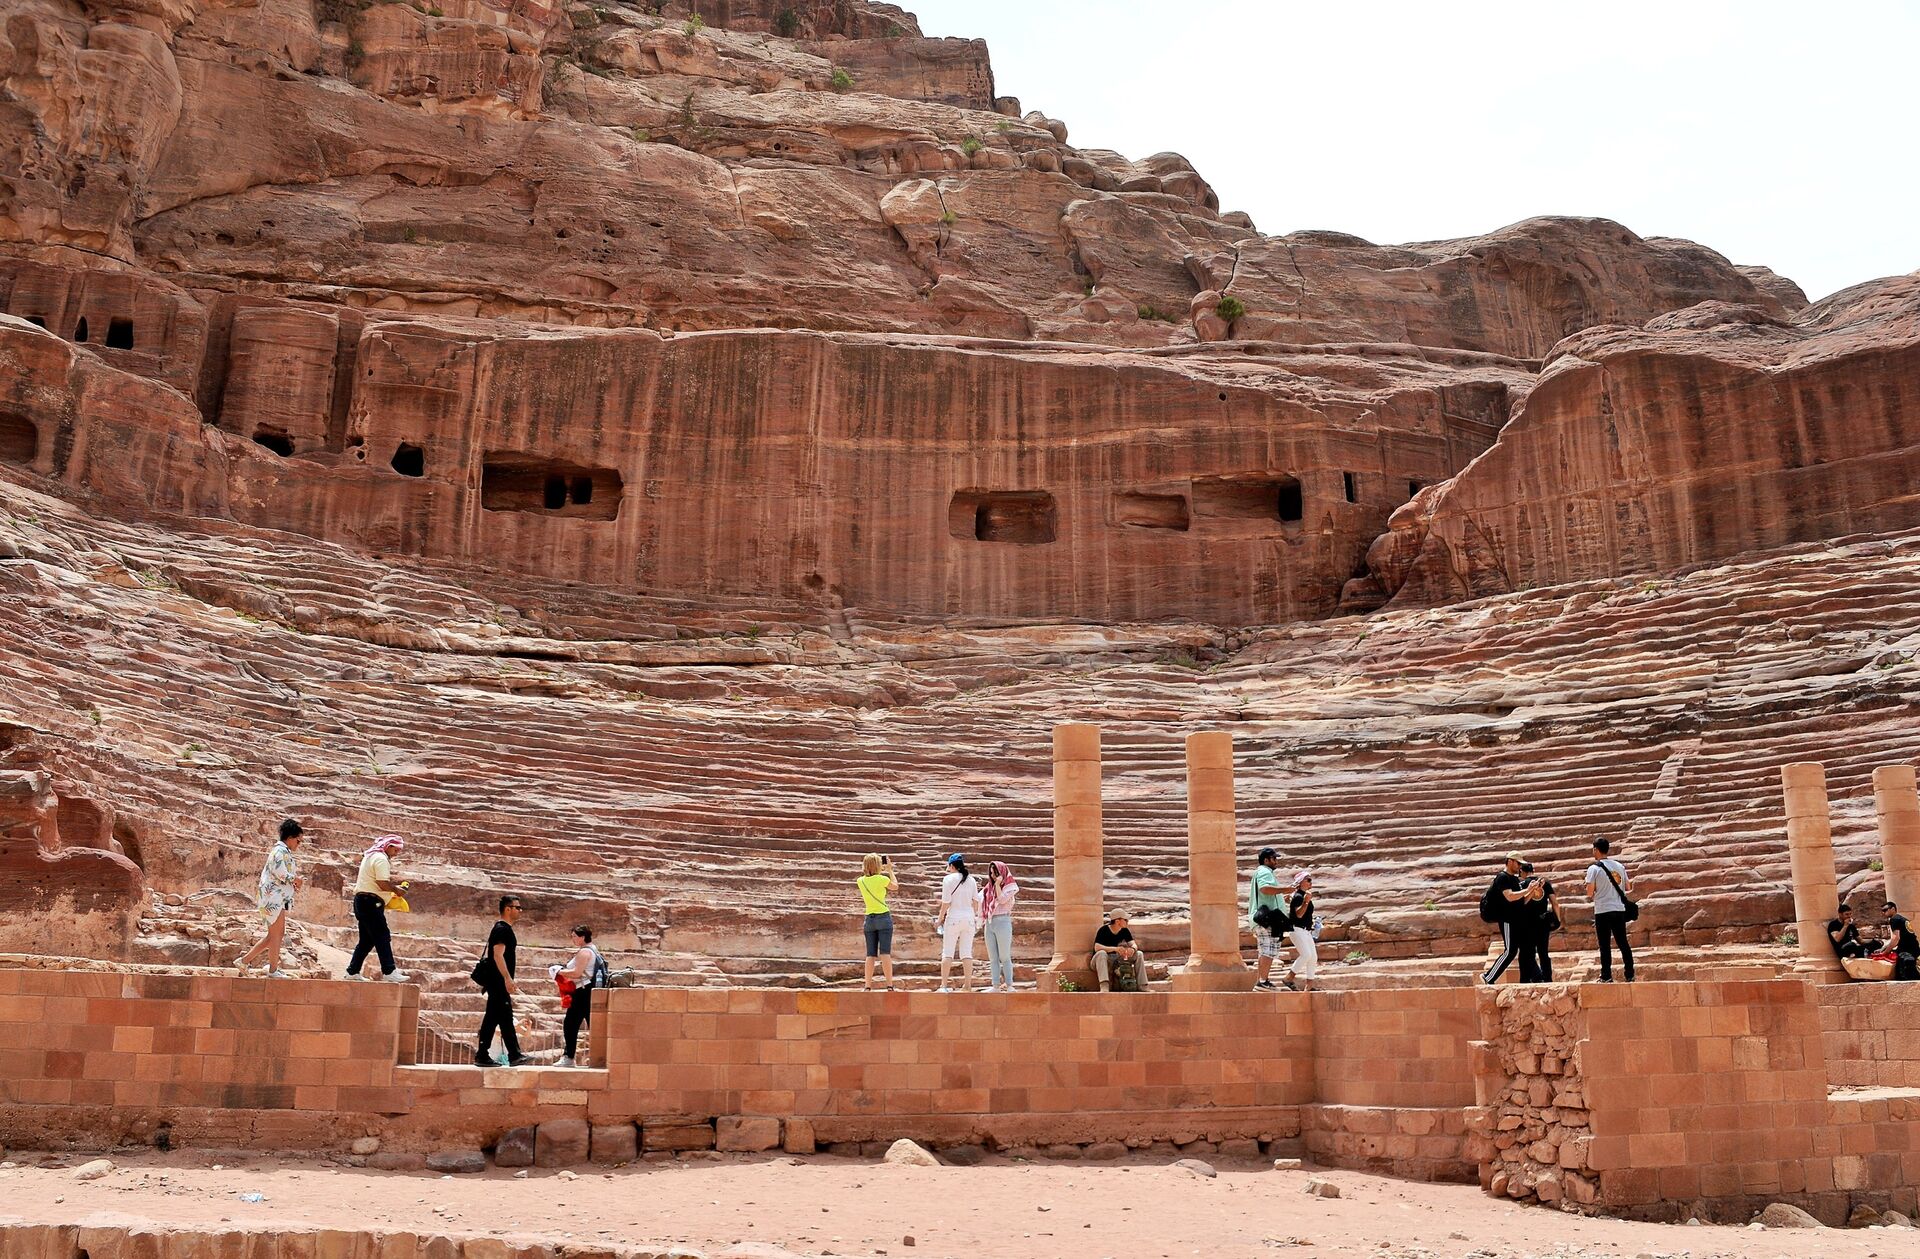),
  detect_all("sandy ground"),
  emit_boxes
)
[1,1150,1915,1259]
